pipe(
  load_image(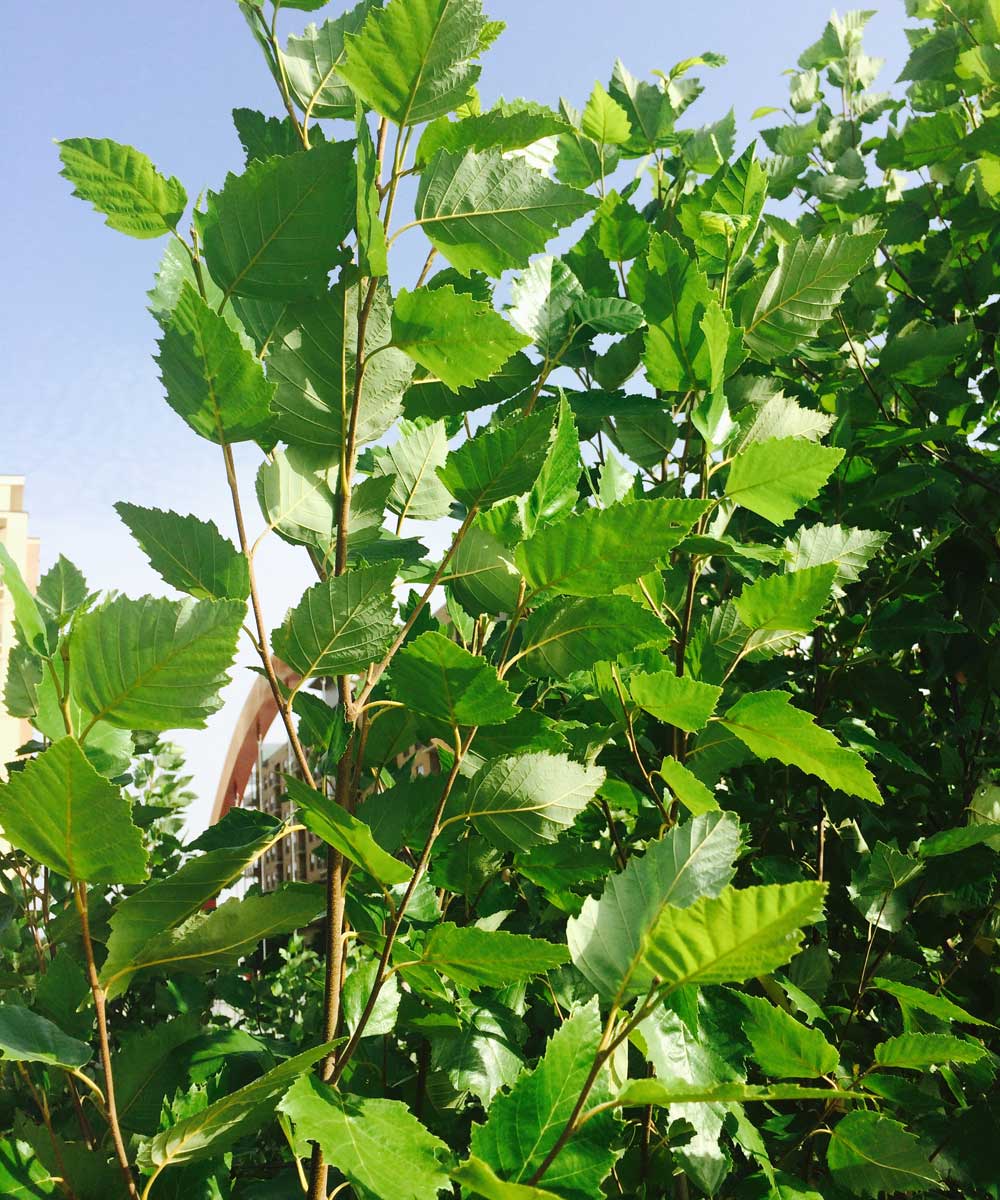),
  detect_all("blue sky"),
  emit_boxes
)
[1,1,909,824]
